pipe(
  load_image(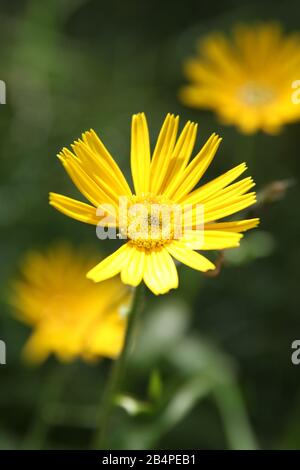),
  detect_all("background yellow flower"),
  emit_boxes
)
[180,23,300,134]
[10,244,131,364]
